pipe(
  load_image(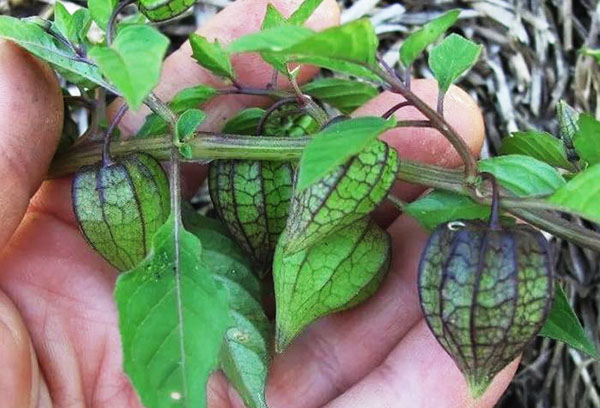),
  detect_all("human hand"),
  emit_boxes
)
[0,1,517,407]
